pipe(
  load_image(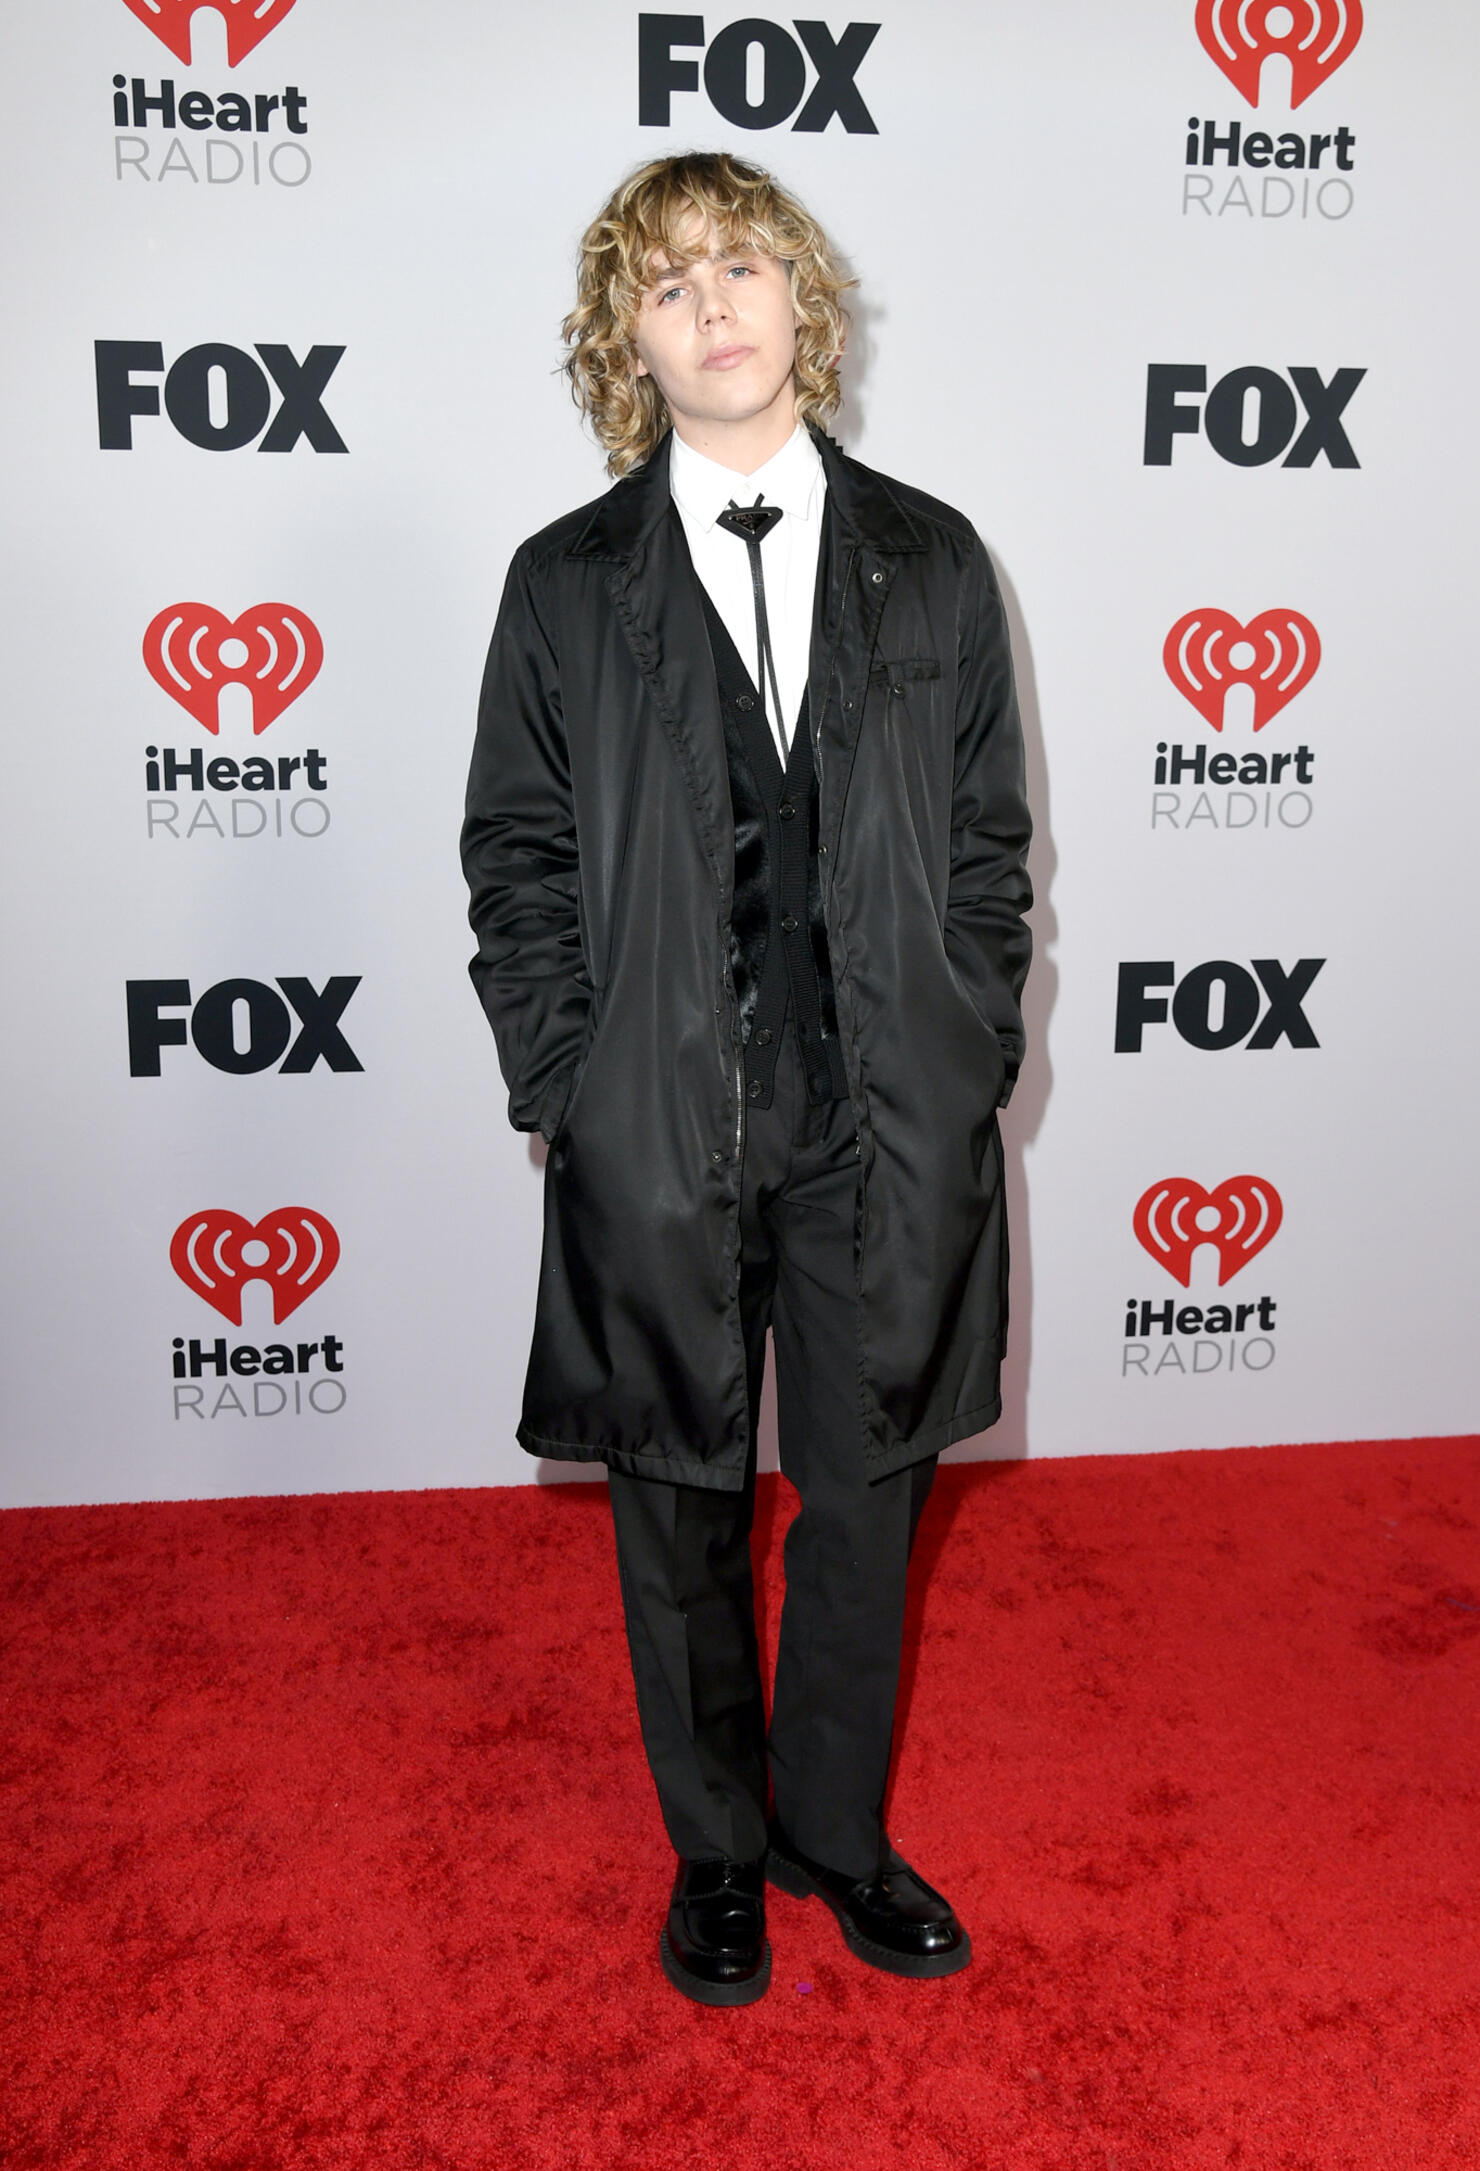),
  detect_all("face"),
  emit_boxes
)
[630,223,800,457]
